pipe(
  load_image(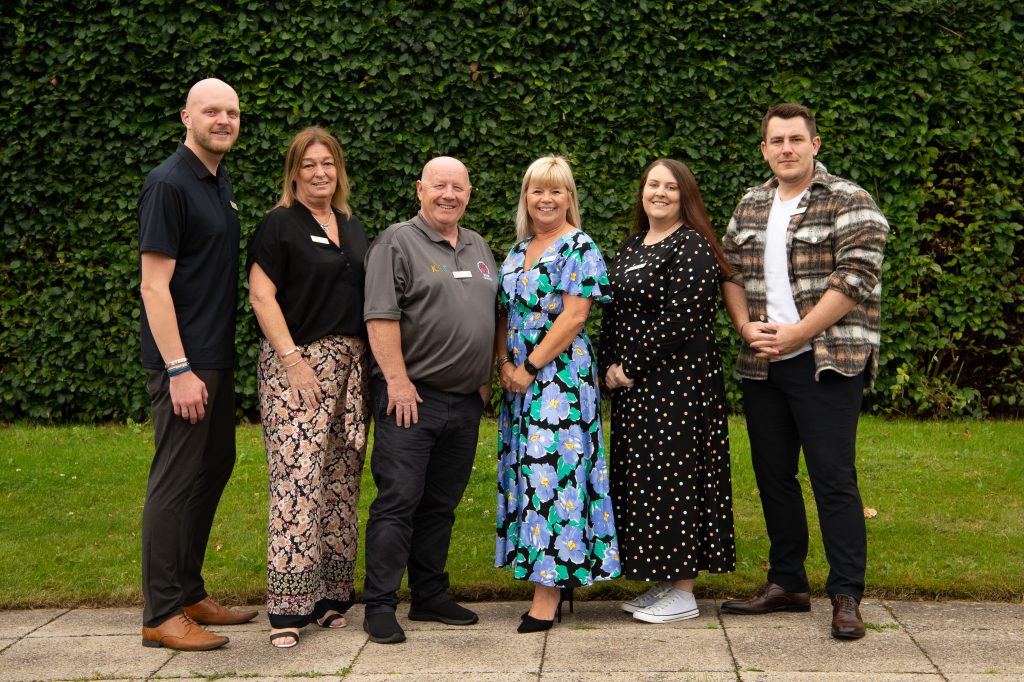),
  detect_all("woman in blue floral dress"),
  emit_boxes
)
[495,156,620,633]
